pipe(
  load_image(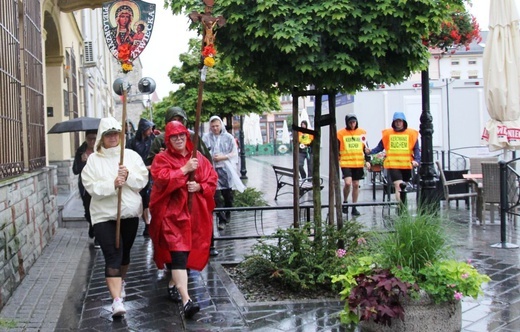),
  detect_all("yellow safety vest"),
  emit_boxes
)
[337,128,367,168]
[382,128,419,169]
